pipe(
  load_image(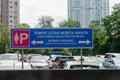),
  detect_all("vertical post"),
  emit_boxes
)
[80,49,83,69]
[22,49,24,69]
